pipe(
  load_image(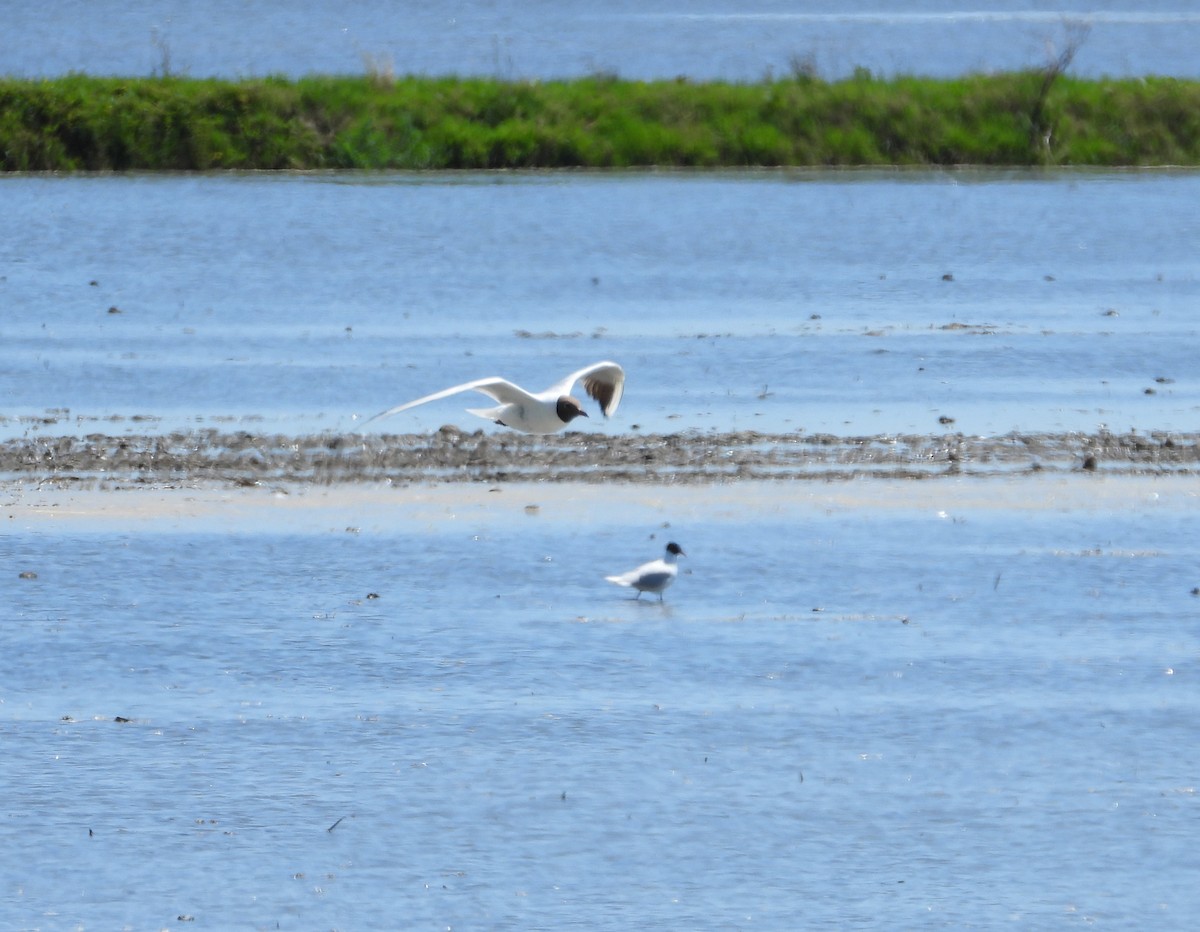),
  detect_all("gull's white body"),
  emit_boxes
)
[365,361,625,434]
[606,542,686,601]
